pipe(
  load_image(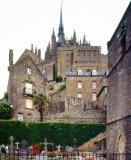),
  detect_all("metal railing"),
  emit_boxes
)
[0,152,131,160]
